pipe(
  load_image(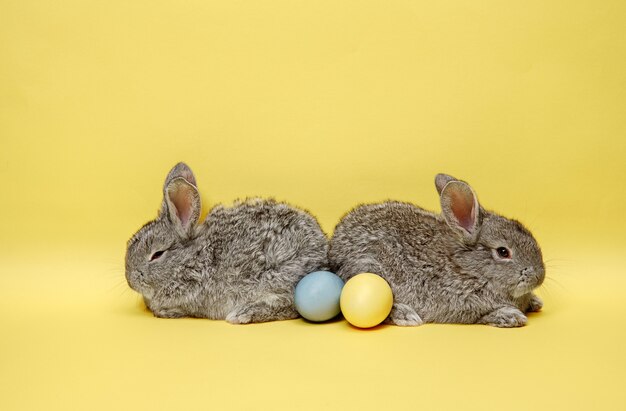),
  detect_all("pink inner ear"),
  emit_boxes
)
[450,190,476,233]
[170,185,193,227]
[180,170,196,186]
